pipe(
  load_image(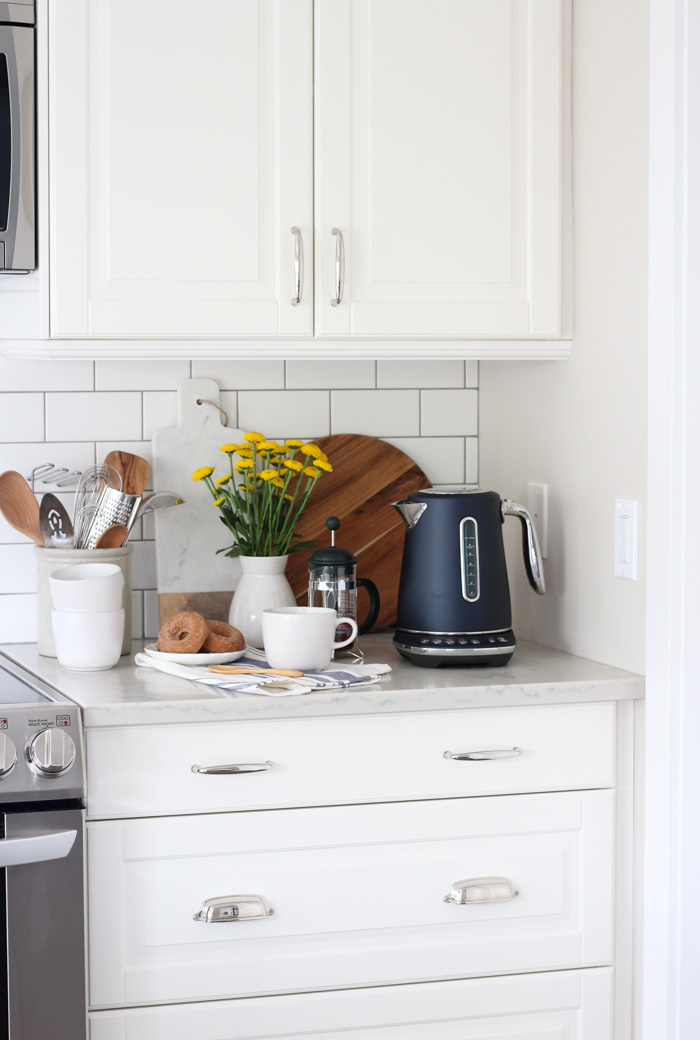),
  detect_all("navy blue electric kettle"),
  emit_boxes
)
[392,487,545,667]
